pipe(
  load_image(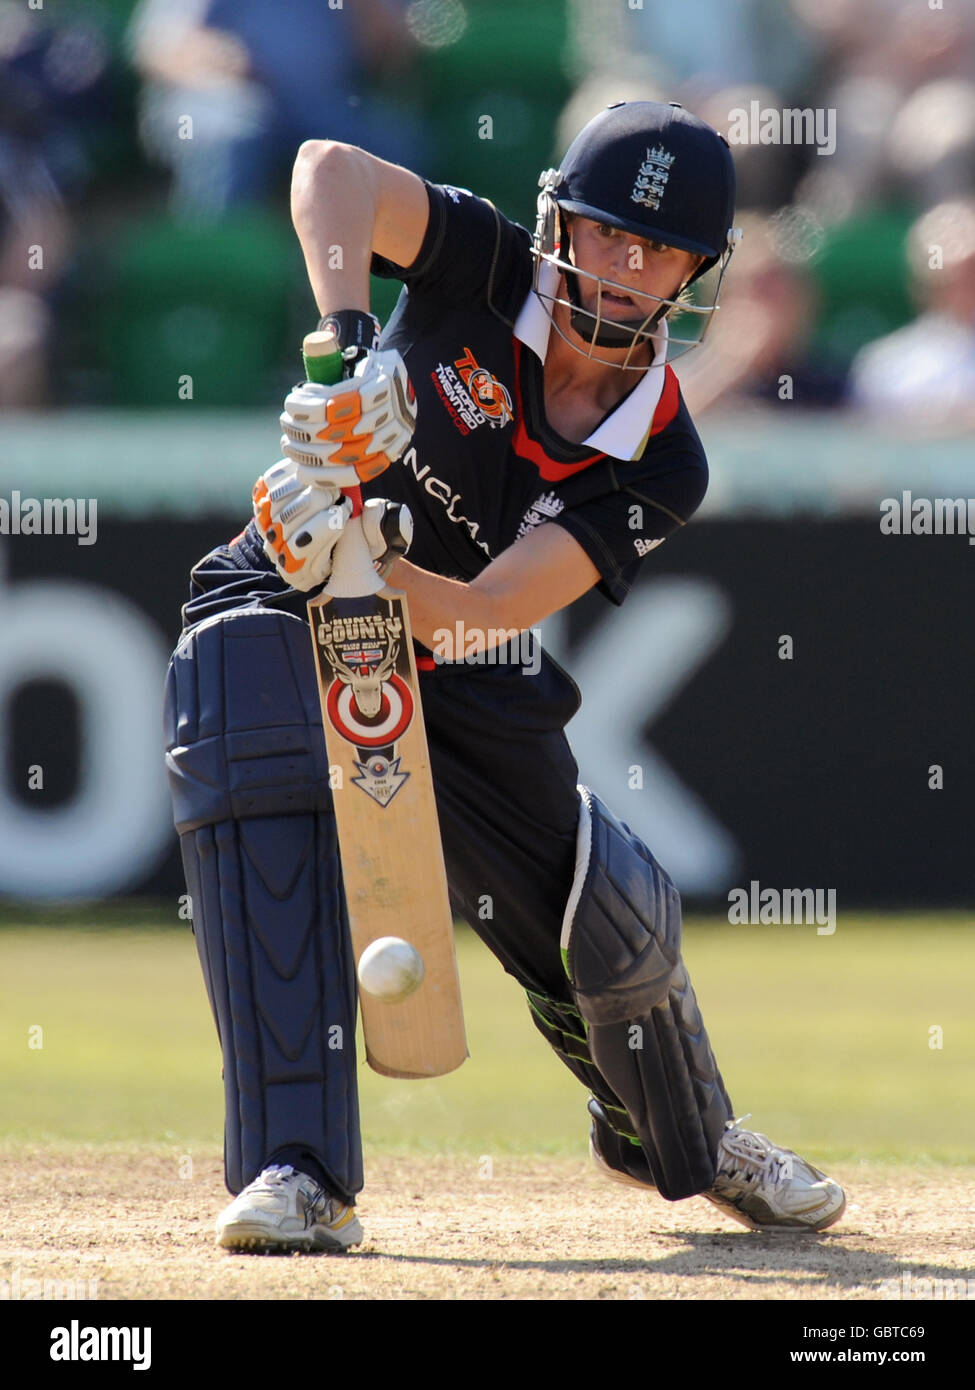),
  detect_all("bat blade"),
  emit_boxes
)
[308,536,467,1079]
